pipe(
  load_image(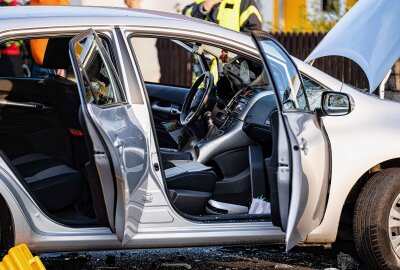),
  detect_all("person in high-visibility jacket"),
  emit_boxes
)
[183,0,262,33]
[30,0,70,77]
[0,0,24,77]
